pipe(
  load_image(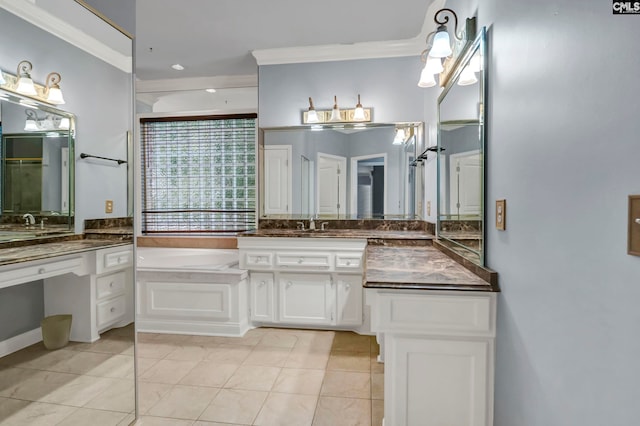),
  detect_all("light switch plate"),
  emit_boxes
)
[496,199,506,231]
[629,195,640,256]
[105,200,113,214]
